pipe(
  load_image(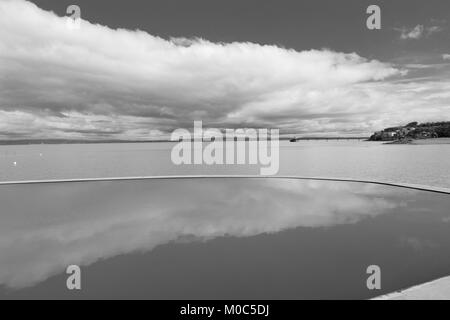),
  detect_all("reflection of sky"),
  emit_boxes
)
[0,179,408,288]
